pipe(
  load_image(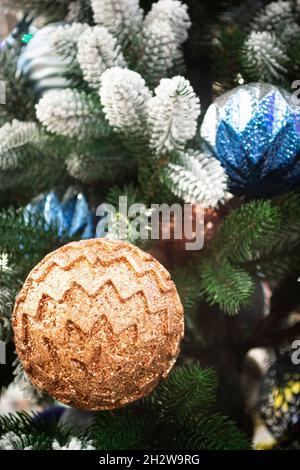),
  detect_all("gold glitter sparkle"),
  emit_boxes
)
[13,239,184,411]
